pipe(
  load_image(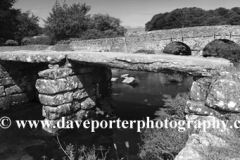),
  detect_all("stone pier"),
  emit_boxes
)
[175,70,240,160]
[35,61,113,133]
